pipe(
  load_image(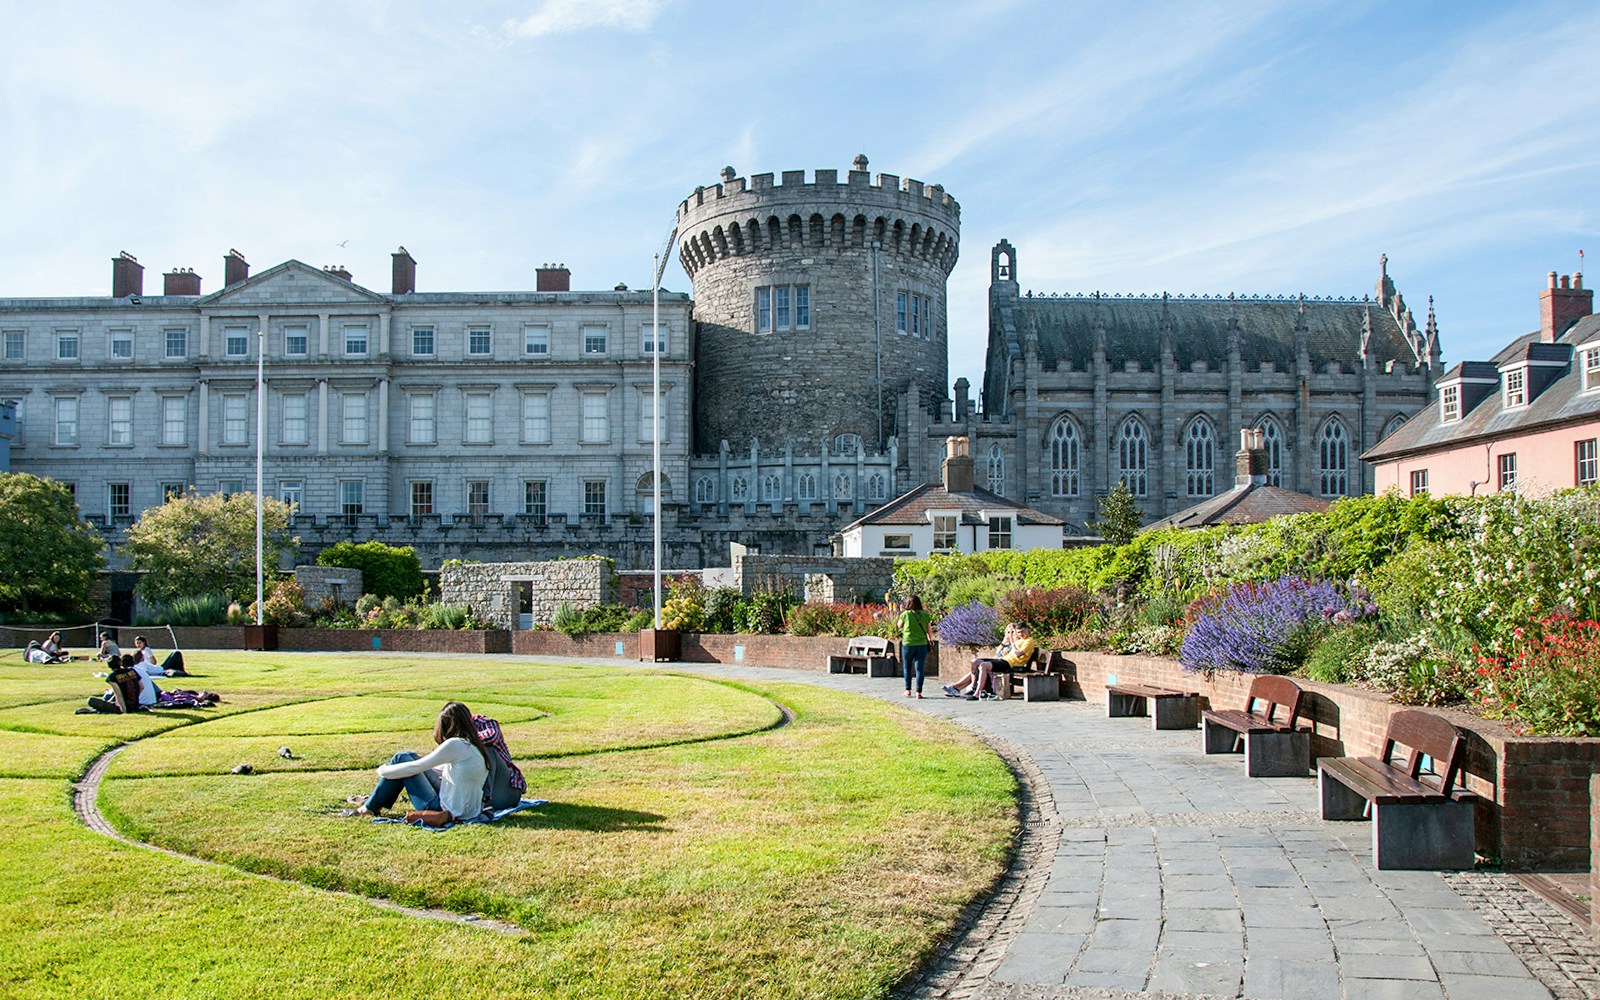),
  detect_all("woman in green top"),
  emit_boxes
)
[897,595,934,698]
